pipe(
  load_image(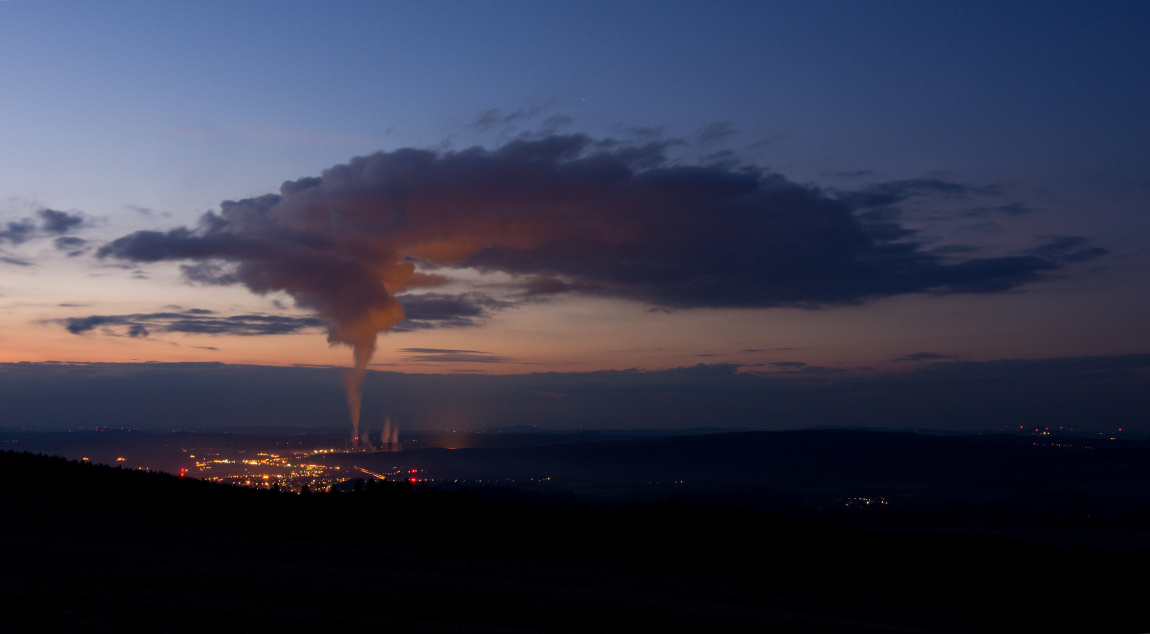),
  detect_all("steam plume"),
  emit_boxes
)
[97,134,1103,436]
